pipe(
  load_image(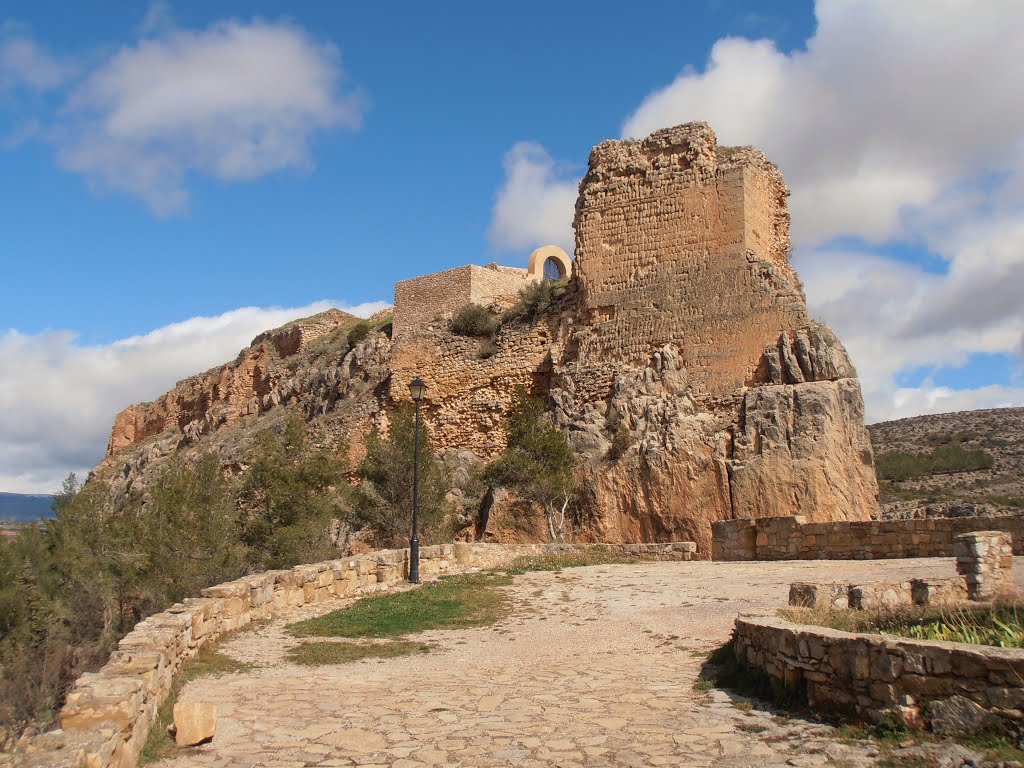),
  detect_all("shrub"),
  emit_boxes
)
[875,443,994,482]
[450,304,500,338]
[501,279,569,325]
[477,339,497,359]
[353,404,451,548]
[347,321,372,348]
[484,387,579,541]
